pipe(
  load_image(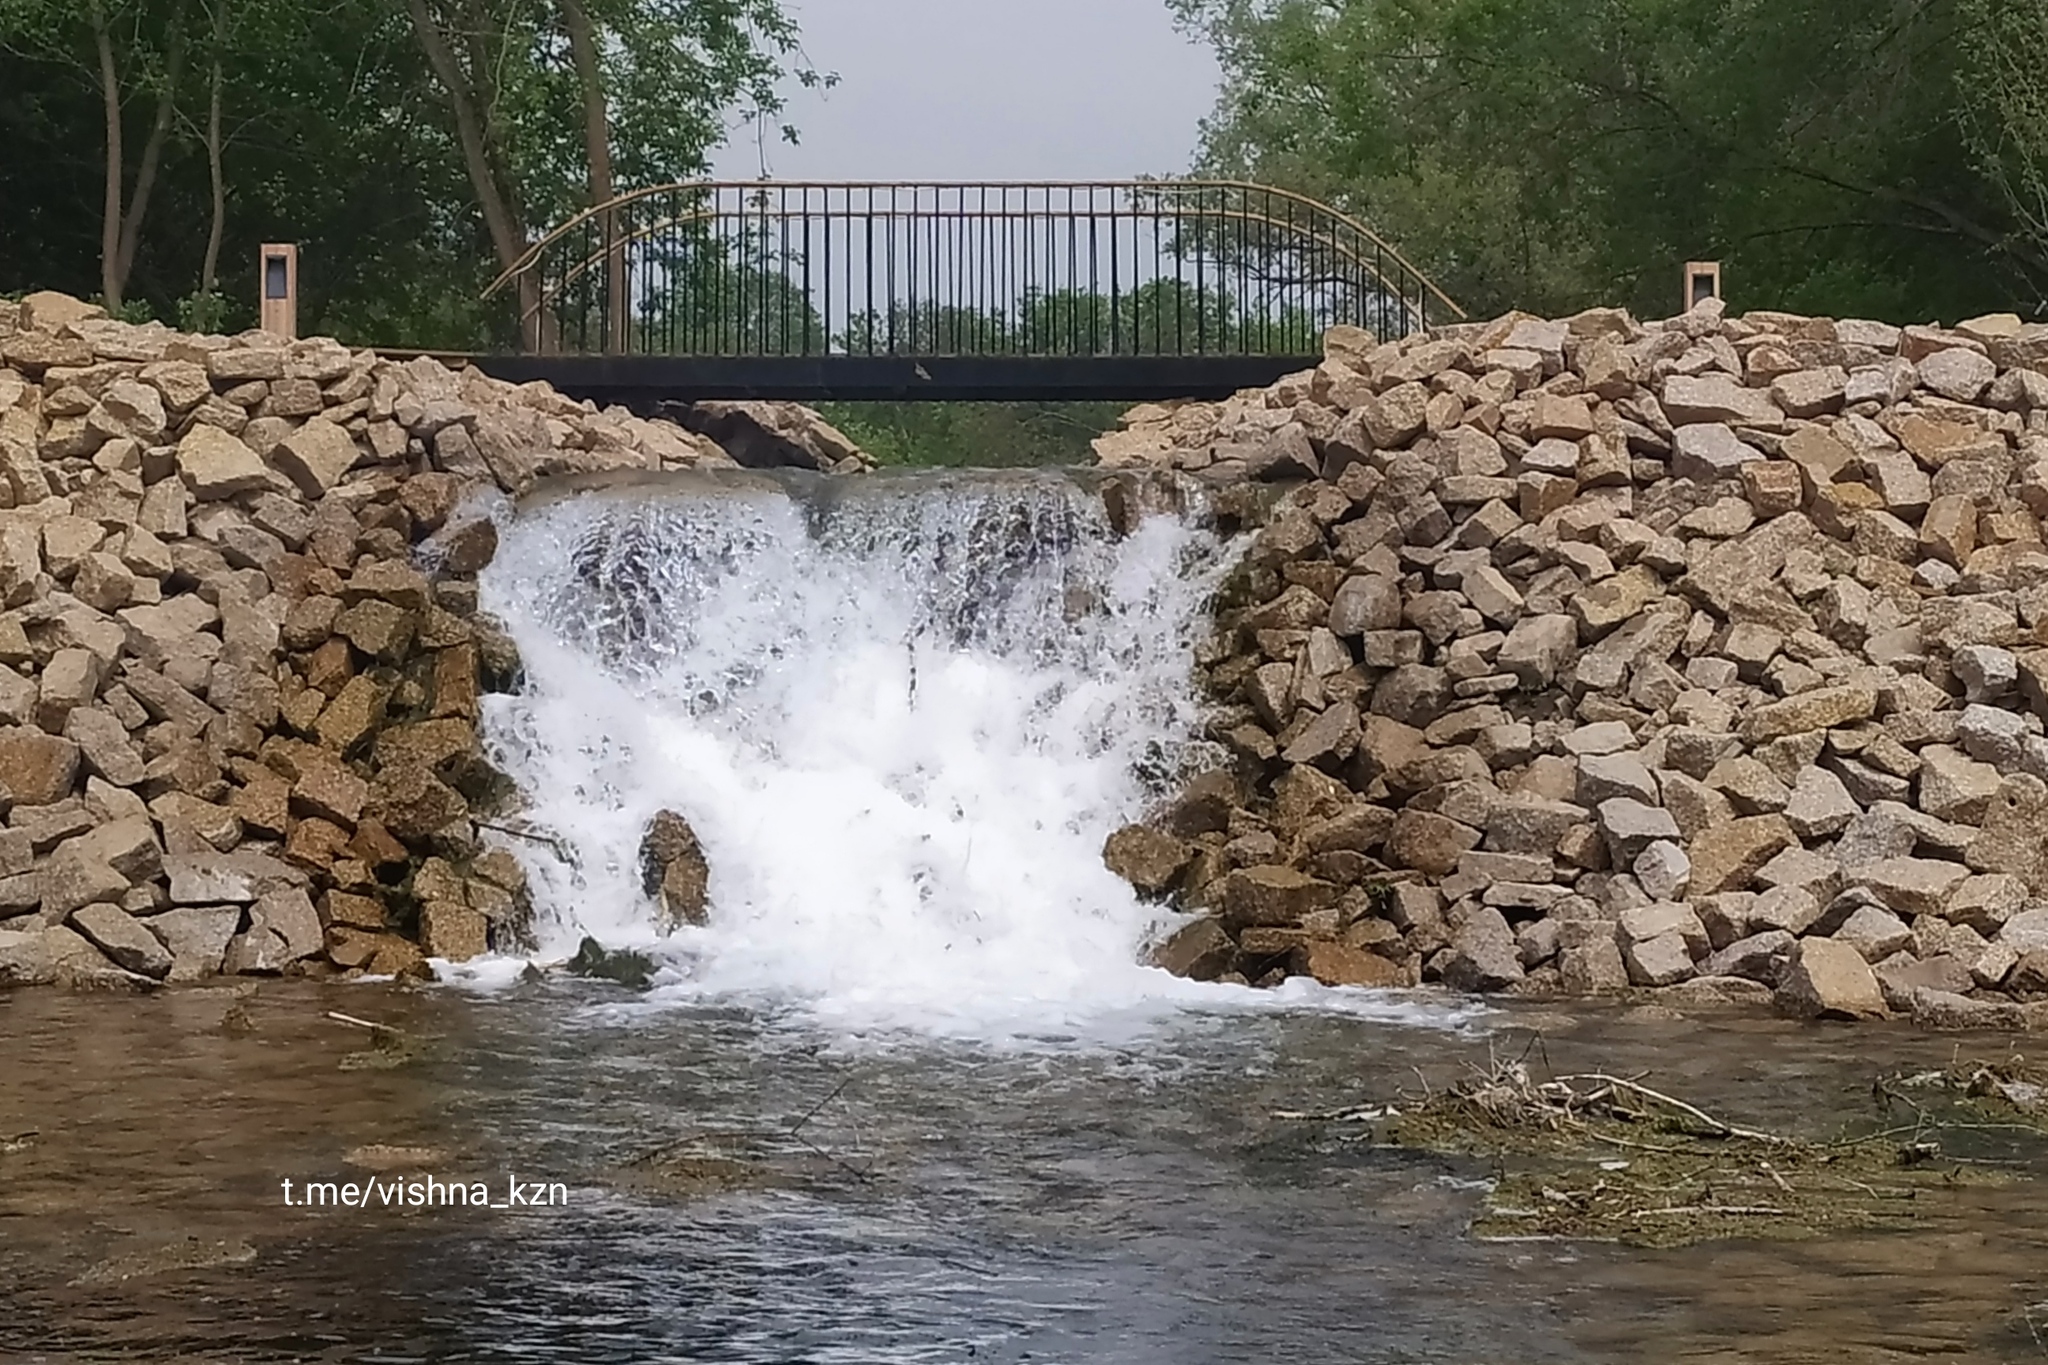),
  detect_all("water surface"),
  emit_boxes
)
[3,983,2044,1363]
